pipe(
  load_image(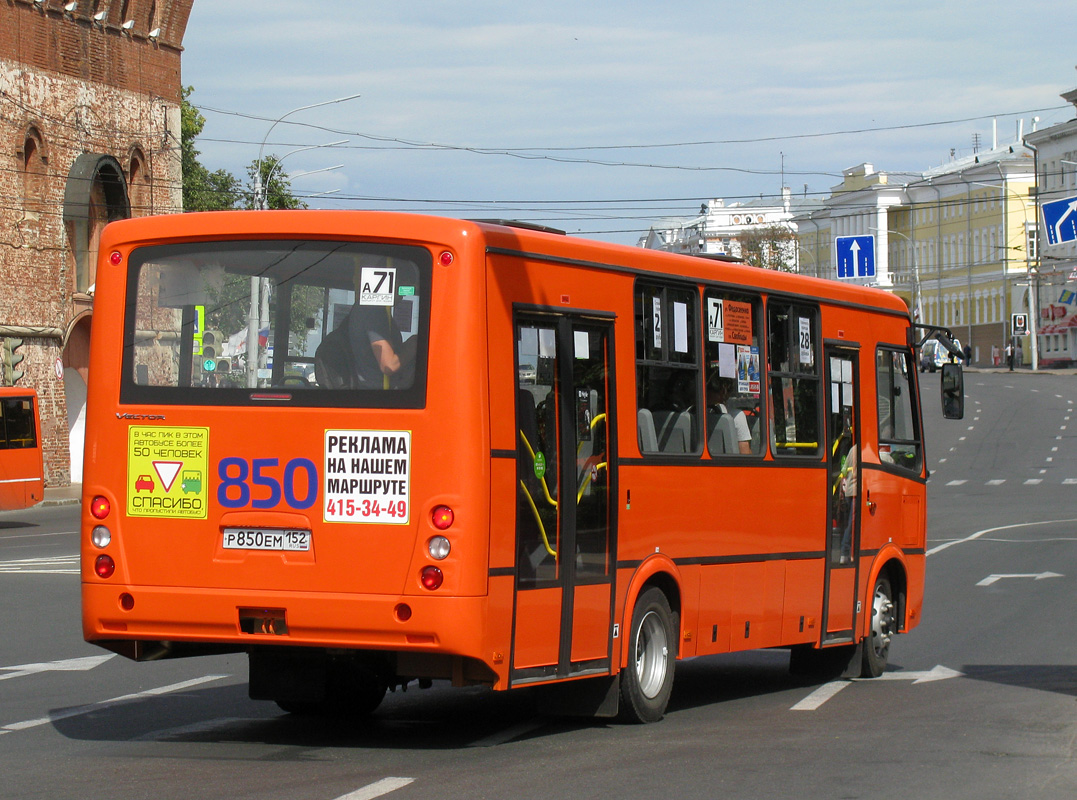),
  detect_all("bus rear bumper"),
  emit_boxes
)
[82,583,497,677]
